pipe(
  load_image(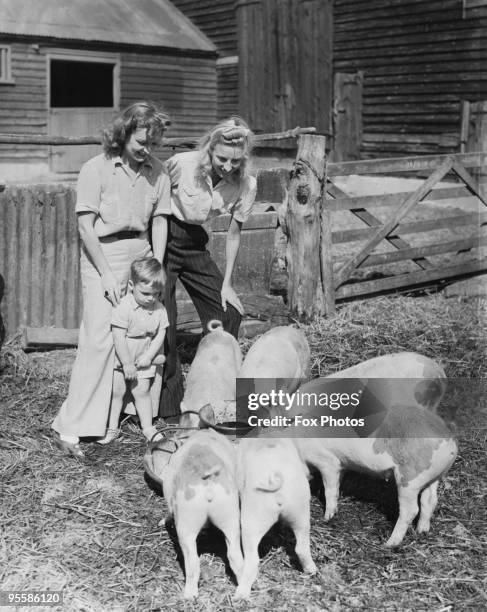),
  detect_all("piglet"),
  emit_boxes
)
[234,437,316,601]
[182,319,242,423]
[291,405,457,546]
[155,412,243,599]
